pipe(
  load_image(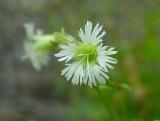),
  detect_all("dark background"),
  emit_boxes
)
[0,0,160,121]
